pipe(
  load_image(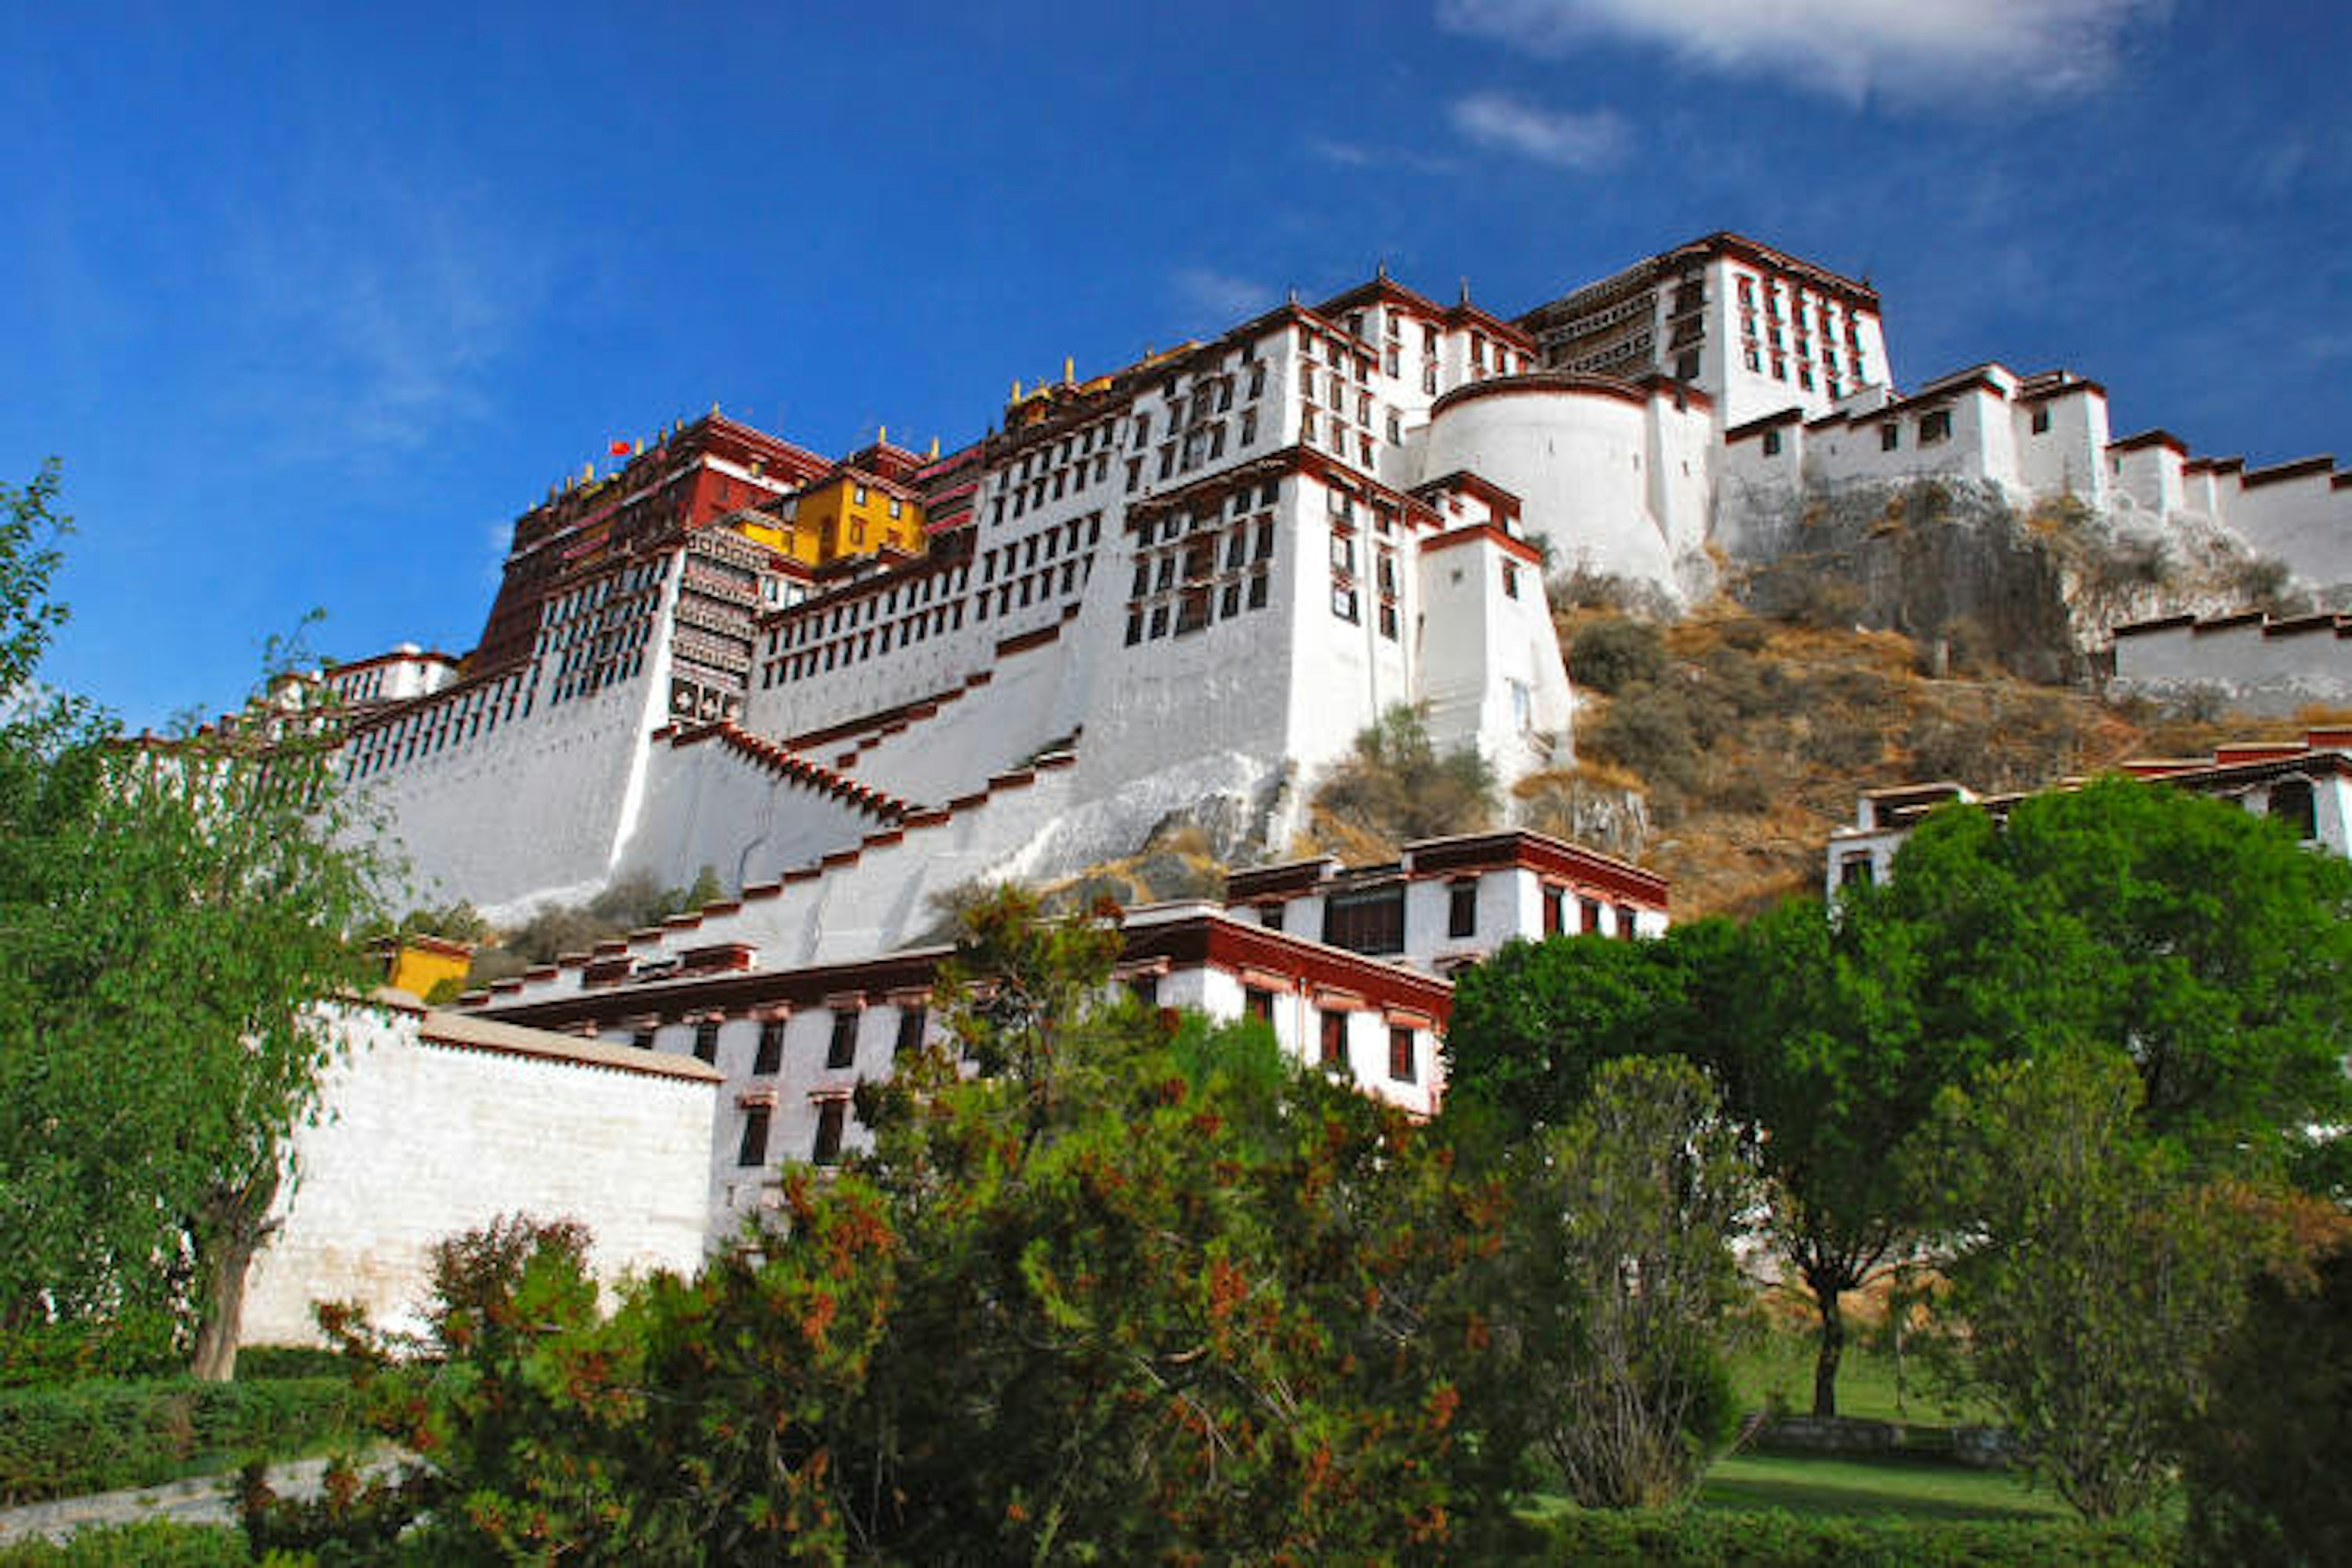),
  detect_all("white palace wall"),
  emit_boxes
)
[353,669,671,921]
[2111,612,2352,713]
[2225,466,2352,592]
[617,728,900,894]
[241,999,718,1346]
